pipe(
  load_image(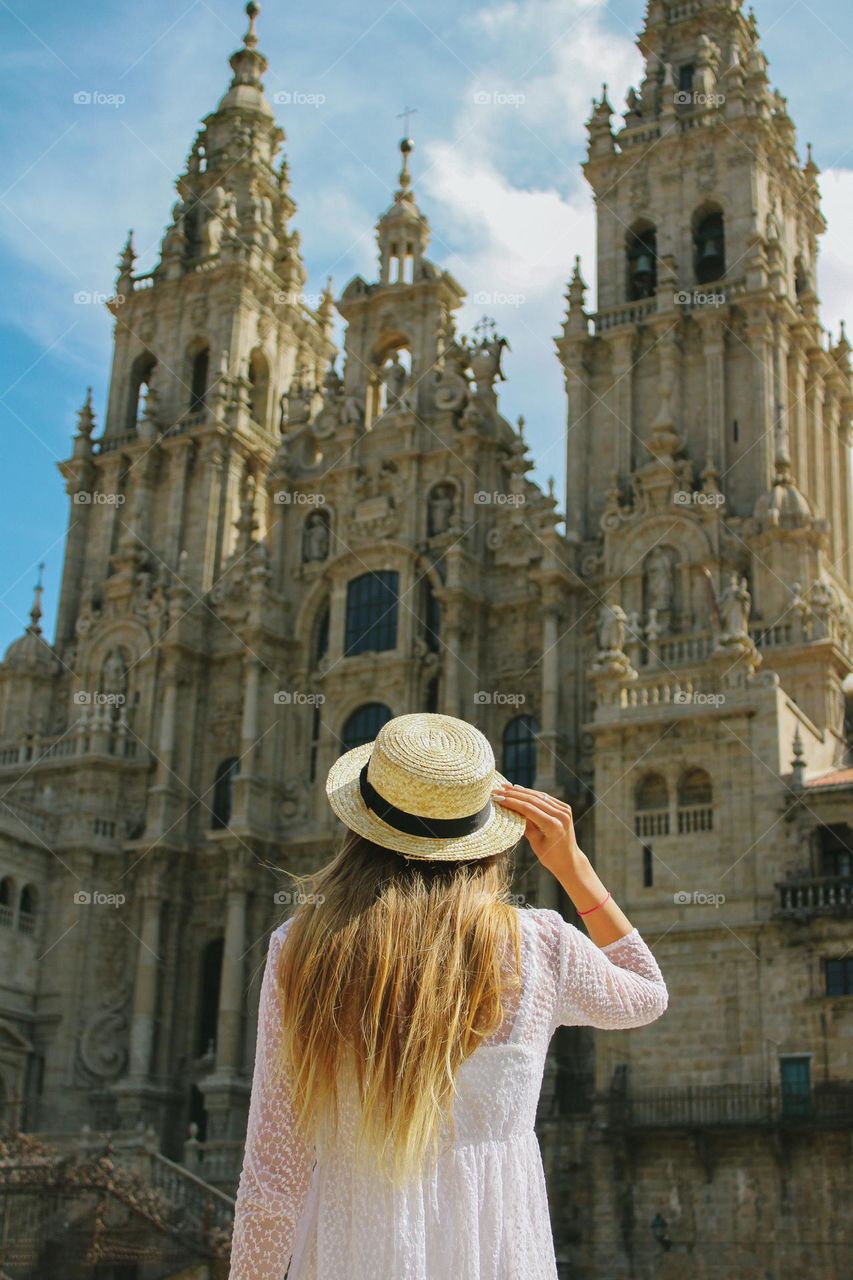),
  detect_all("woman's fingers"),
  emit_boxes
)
[492,790,568,834]
[493,786,572,824]
[495,783,573,816]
